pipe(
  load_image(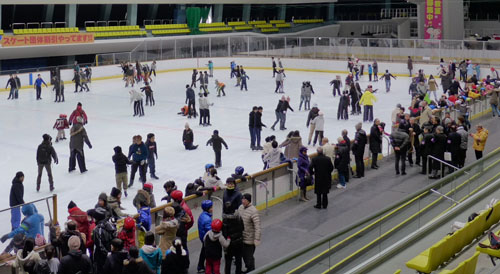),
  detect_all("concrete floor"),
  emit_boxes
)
[187,114,500,273]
